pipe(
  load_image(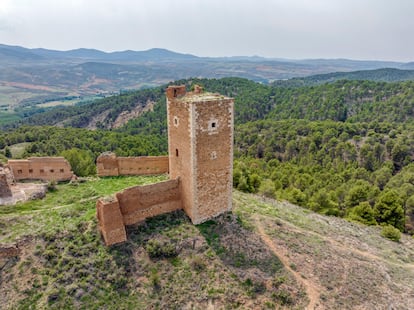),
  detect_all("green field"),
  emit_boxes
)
[0,111,21,126]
